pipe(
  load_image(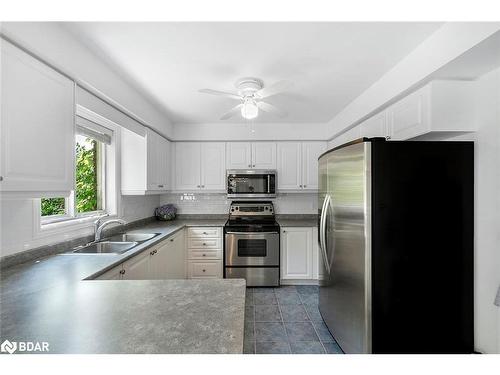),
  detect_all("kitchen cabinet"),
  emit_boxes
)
[174,142,225,191]
[187,227,223,279]
[277,141,326,191]
[226,142,276,169]
[281,227,314,280]
[121,249,150,280]
[0,40,75,197]
[153,230,186,279]
[121,127,171,195]
[388,80,476,140]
